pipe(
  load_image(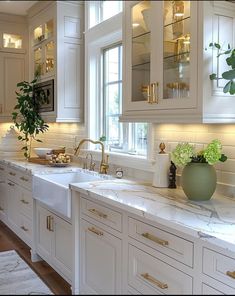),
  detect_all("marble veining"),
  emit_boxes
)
[70,179,235,253]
